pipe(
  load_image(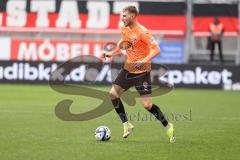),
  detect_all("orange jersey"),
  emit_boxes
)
[120,23,160,73]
